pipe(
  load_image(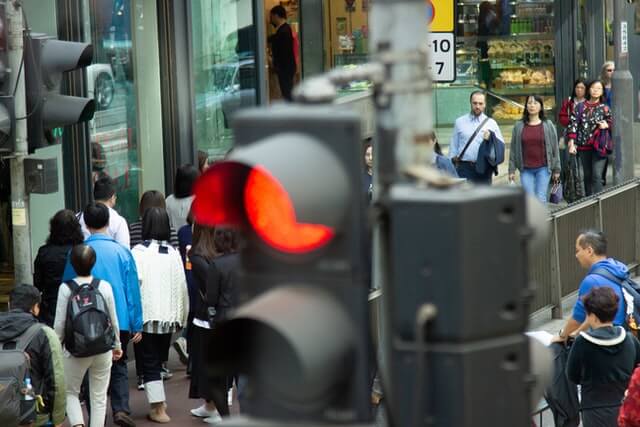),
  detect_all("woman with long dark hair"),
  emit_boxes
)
[34,209,84,326]
[566,80,613,196]
[131,207,189,423]
[188,222,227,424]
[508,95,560,204]
[166,164,199,230]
